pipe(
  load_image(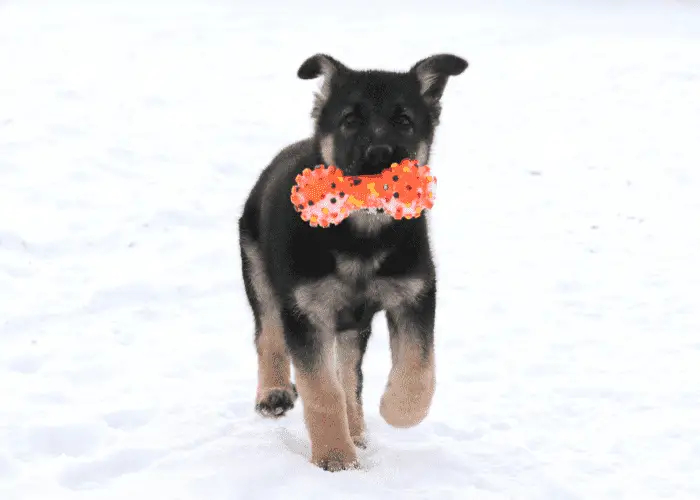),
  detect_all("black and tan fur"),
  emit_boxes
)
[239,53,467,471]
